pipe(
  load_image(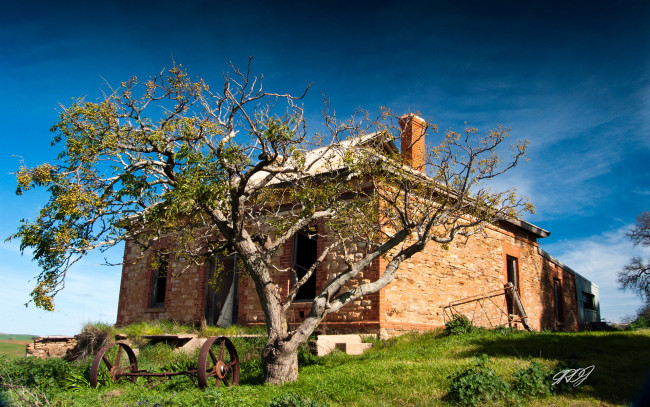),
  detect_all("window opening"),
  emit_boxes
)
[506,256,519,315]
[554,279,564,322]
[293,228,318,301]
[583,292,596,311]
[151,252,169,307]
[205,252,238,326]
[506,256,518,289]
